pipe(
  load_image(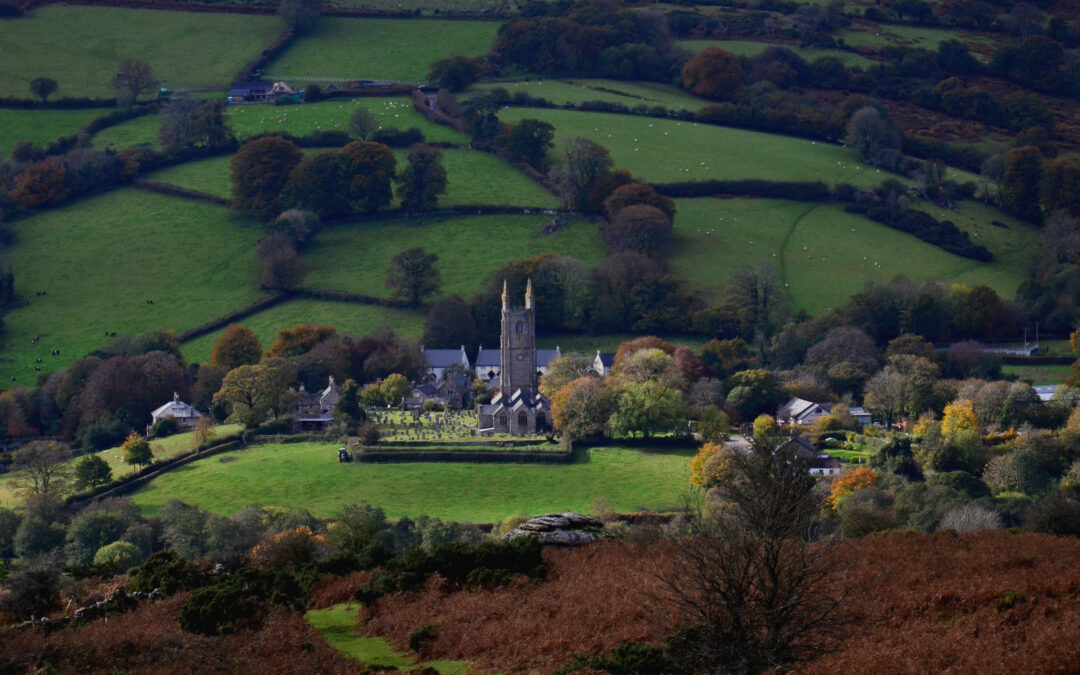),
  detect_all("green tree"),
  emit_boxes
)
[397,144,447,212]
[28,77,57,102]
[159,97,232,151]
[609,380,688,438]
[844,105,901,163]
[347,106,380,140]
[336,379,364,425]
[211,325,262,371]
[93,541,143,574]
[281,151,350,219]
[230,136,303,220]
[279,0,324,33]
[12,440,71,500]
[1041,158,1080,218]
[121,432,154,470]
[72,454,112,491]
[380,374,411,408]
[341,140,396,214]
[502,119,555,170]
[64,509,126,569]
[423,294,478,354]
[539,353,598,399]
[601,204,674,258]
[550,137,614,211]
[213,364,273,428]
[681,47,744,100]
[14,517,65,560]
[427,55,480,91]
[1000,145,1044,223]
[111,59,158,105]
[386,247,441,308]
[551,377,616,440]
